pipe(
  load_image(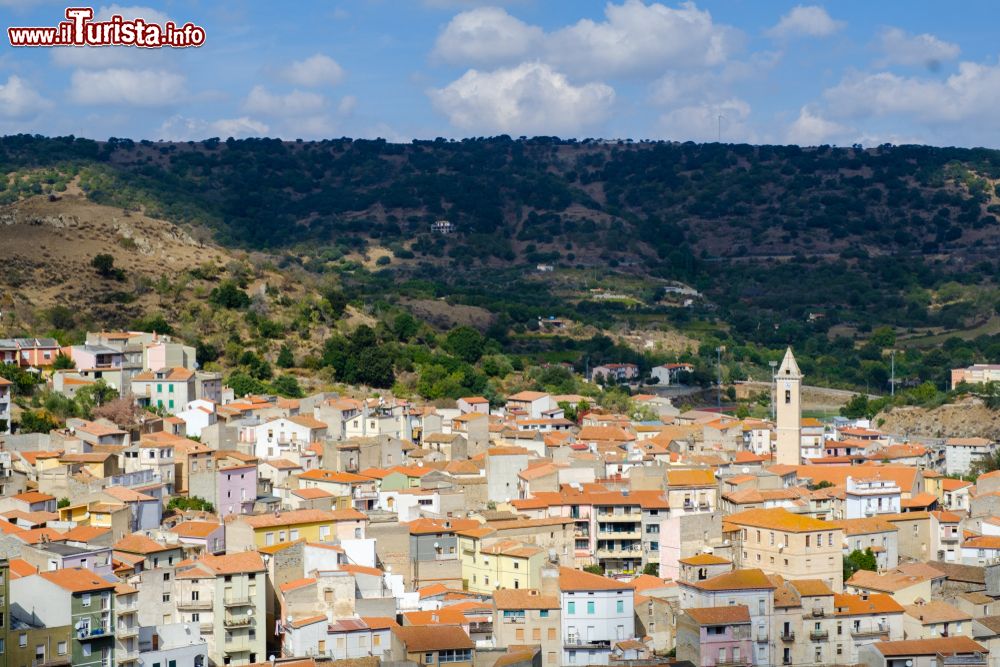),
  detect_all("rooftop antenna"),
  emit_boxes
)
[717,114,723,142]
